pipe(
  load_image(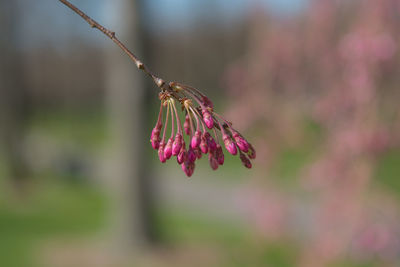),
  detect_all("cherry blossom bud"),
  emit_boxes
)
[233,132,249,153]
[184,115,191,135]
[215,144,224,165]
[181,160,195,177]
[151,90,254,174]
[194,147,202,159]
[164,138,173,160]
[247,143,256,159]
[240,153,252,169]
[200,134,208,154]
[158,142,166,163]
[172,134,183,156]
[223,135,237,155]
[202,110,214,129]
[209,153,219,170]
[177,143,187,164]
[191,130,202,149]
[187,147,197,163]
[205,132,217,152]
[150,126,161,149]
